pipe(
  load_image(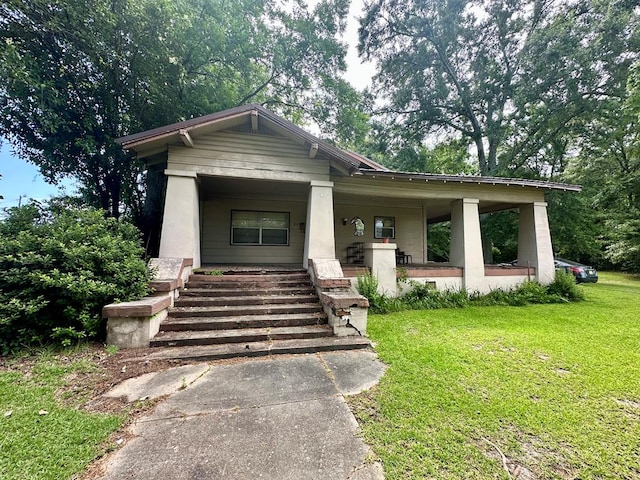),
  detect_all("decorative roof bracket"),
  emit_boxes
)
[309,143,319,159]
[179,129,194,148]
